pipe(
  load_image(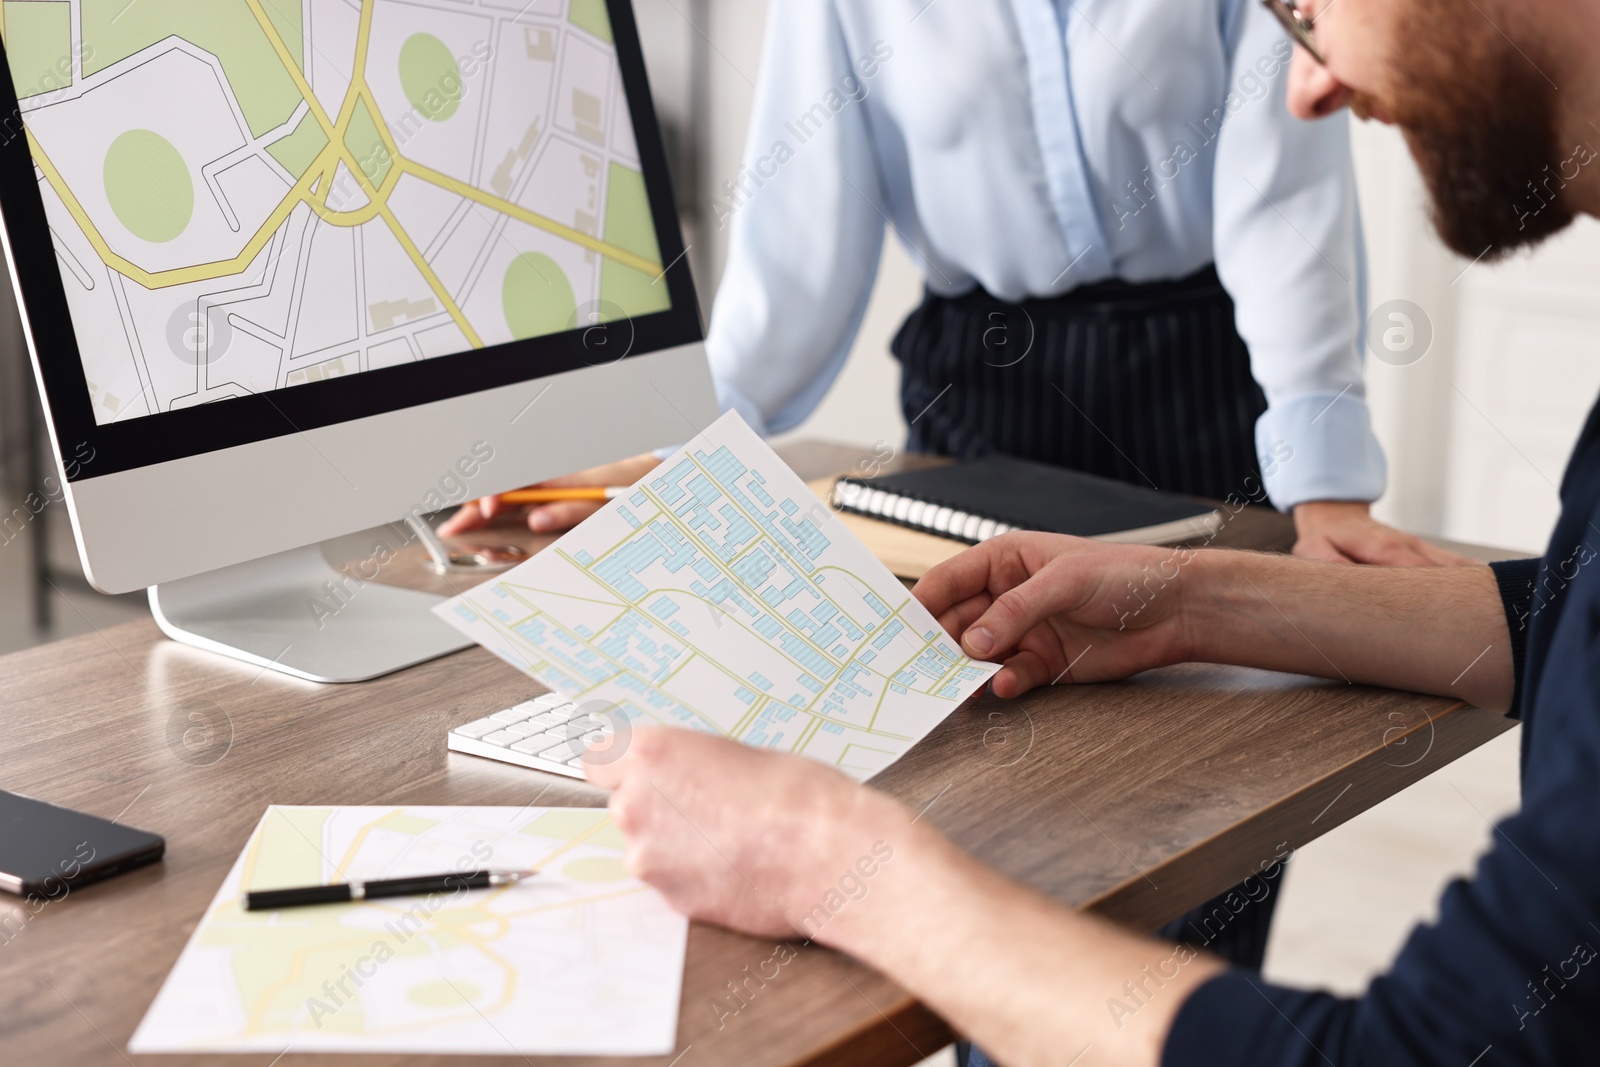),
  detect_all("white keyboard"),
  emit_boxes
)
[447,693,609,779]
